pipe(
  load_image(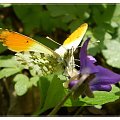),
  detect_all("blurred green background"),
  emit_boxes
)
[1,4,120,116]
